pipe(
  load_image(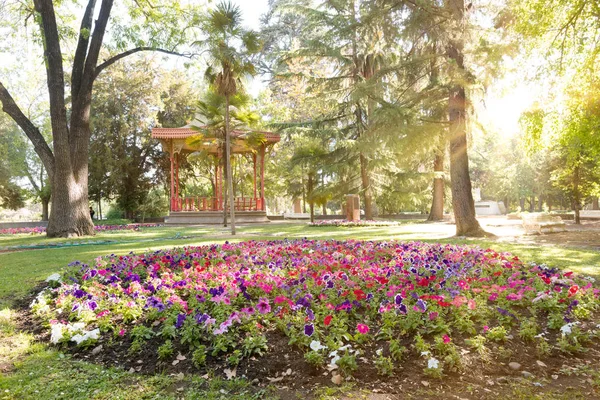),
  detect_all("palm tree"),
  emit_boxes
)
[195,1,262,235]
[189,87,263,226]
